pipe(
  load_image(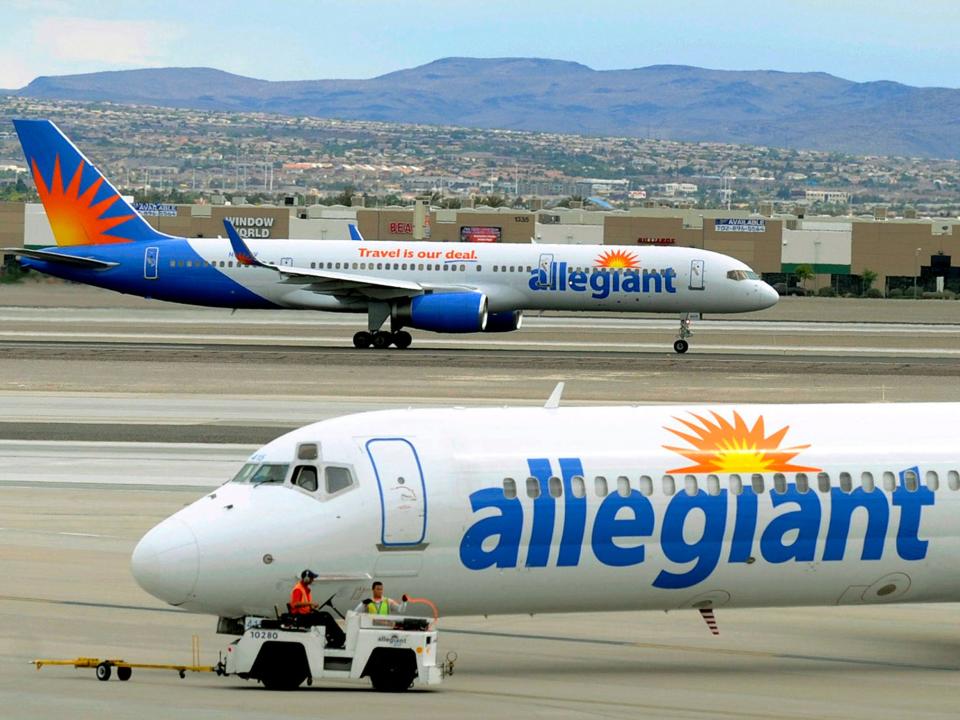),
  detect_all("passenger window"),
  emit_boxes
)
[861,471,875,492]
[571,476,585,498]
[949,470,960,491]
[638,475,653,497]
[684,475,698,496]
[595,476,608,496]
[325,466,354,494]
[903,469,919,492]
[751,474,765,494]
[502,478,517,499]
[925,470,939,491]
[706,474,720,496]
[882,471,896,492]
[297,443,318,460]
[729,474,742,495]
[526,477,541,499]
[292,466,318,492]
[617,476,631,498]
[662,475,676,495]
[548,476,563,498]
[795,473,809,493]
[773,473,786,494]
[839,472,852,493]
[817,472,831,493]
